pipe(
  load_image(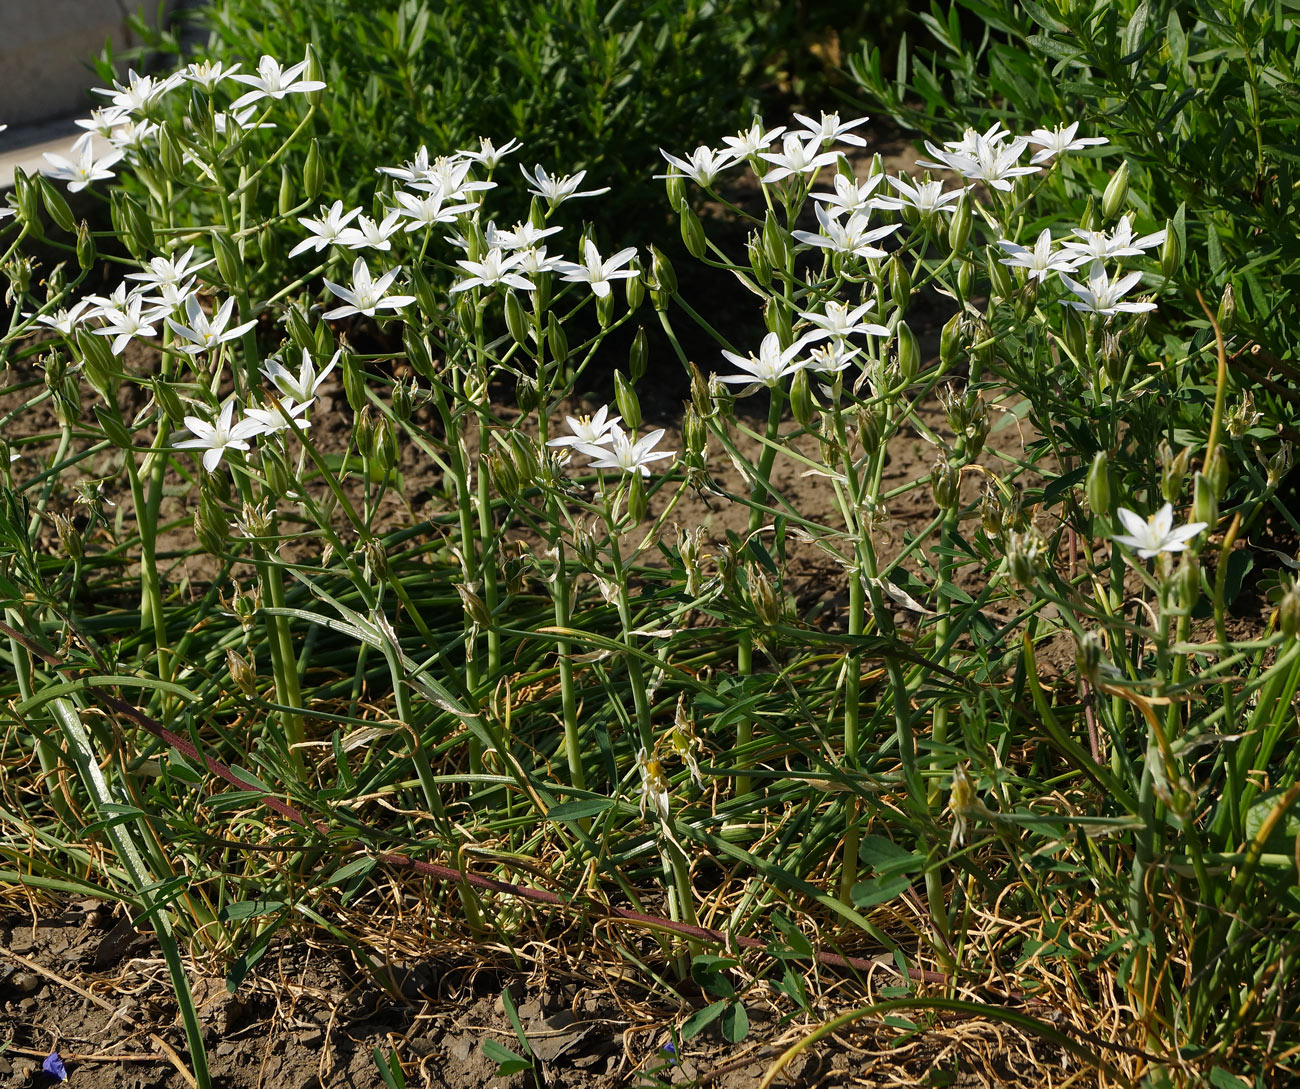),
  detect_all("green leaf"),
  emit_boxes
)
[720,1000,749,1043]
[327,856,377,887]
[219,899,286,923]
[858,835,922,874]
[851,873,913,908]
[1208,1070,1253,1089]
[481,1038,531,1075]
[681,1000,727,1041]
[547,798,614,822]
